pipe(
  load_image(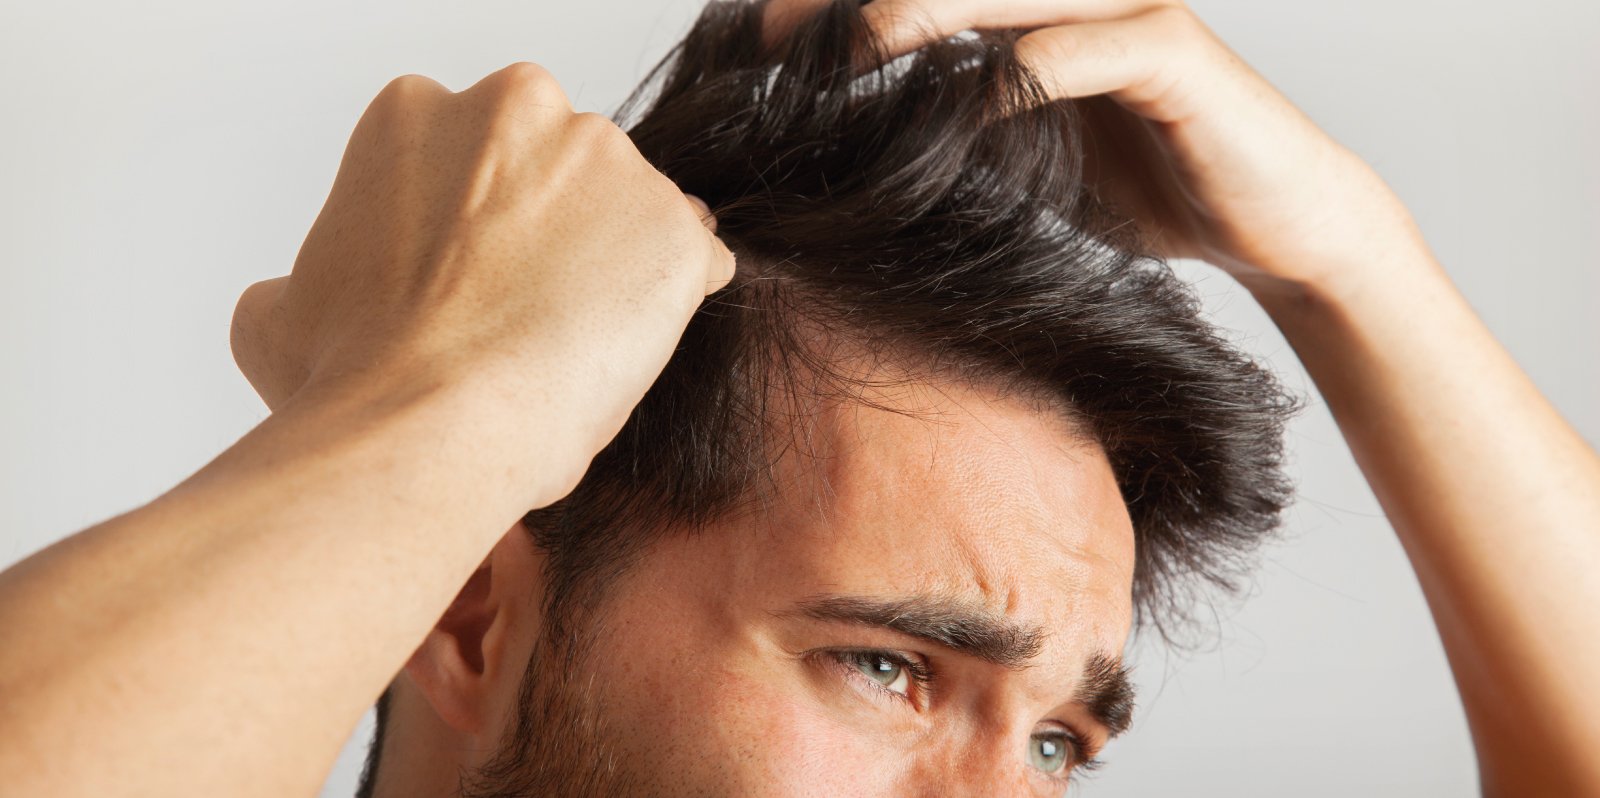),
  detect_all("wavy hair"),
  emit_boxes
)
[525,0,1295,641]
[359,3,1296,794]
